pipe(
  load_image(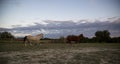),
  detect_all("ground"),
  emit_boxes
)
[0,41,120,64]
